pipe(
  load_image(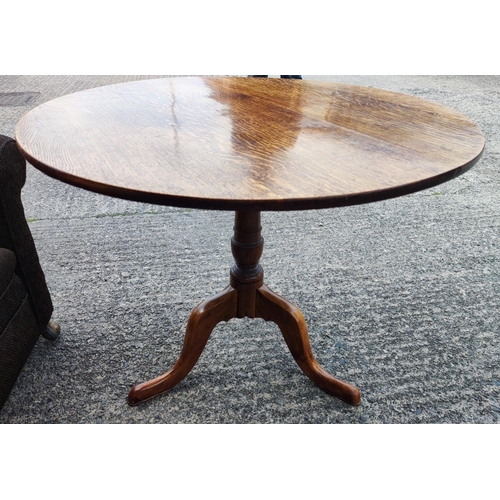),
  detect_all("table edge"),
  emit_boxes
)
[16,140,485,212]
